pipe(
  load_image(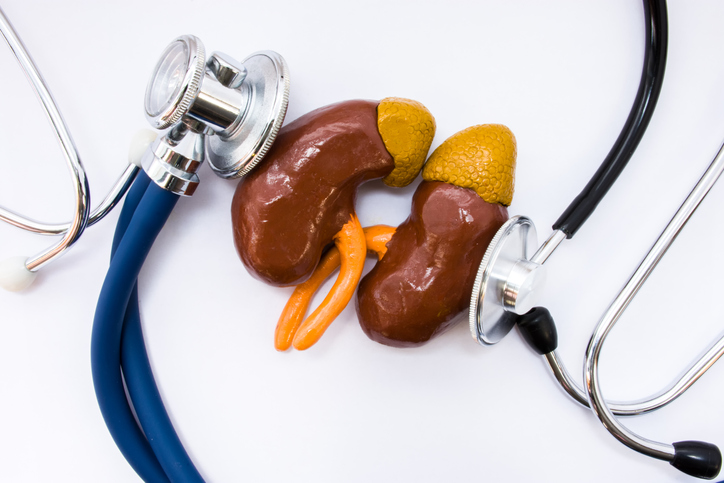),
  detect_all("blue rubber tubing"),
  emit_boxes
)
[93,172,203,482]
[110,170,151,256]
[111,175,205,482]
[92,172,170,482]
[121,289,205,483]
